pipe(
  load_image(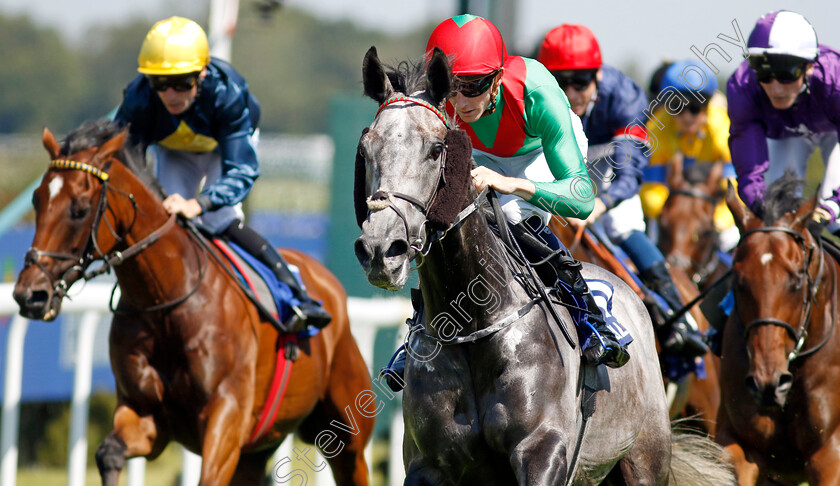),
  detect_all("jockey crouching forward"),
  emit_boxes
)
[114,16,330,331]
[537,24,708,358]
[381,15,630,392]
